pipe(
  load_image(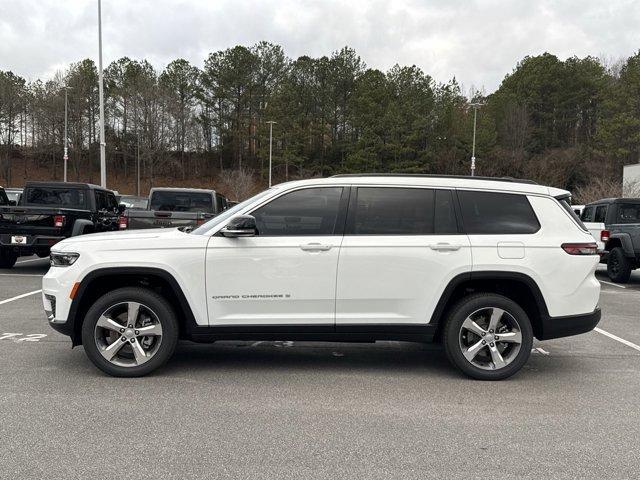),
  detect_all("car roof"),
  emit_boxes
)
[24,181,106,190]
[272,174,569,197]
[586,198,640,206]
[150,187,216,193]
